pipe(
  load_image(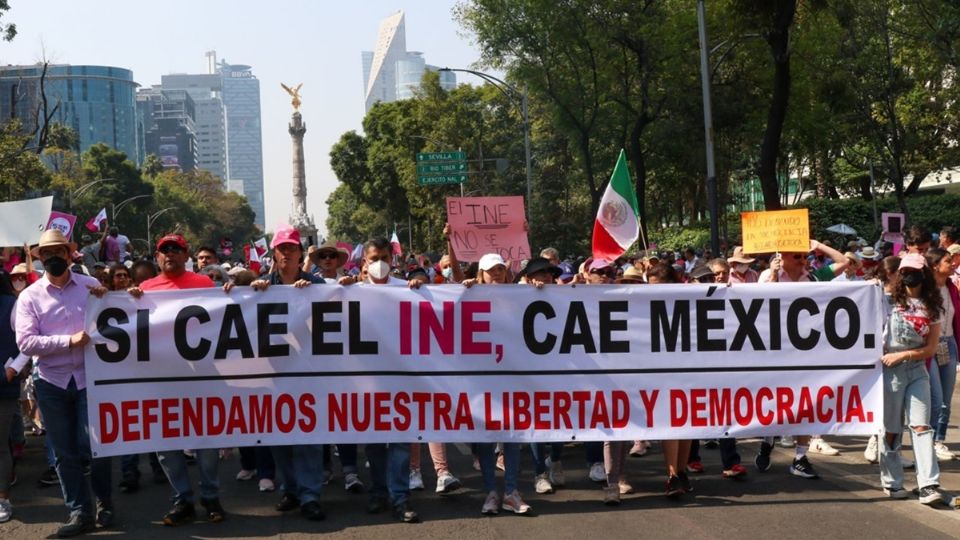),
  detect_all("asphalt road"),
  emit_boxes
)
[5,393,960,539]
